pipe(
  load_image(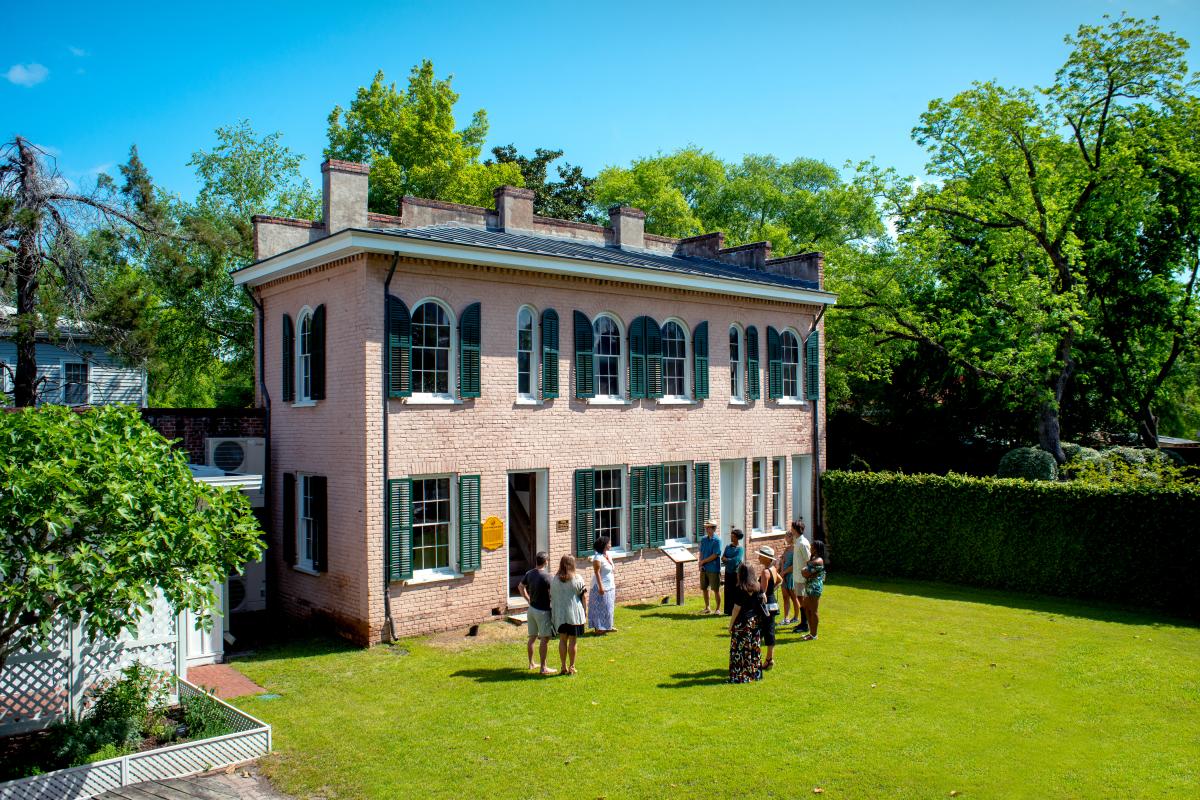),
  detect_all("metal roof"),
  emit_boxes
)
[368,225,821,291]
